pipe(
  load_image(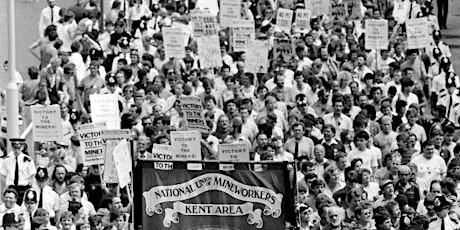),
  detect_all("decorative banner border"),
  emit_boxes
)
[143,173,283,228]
